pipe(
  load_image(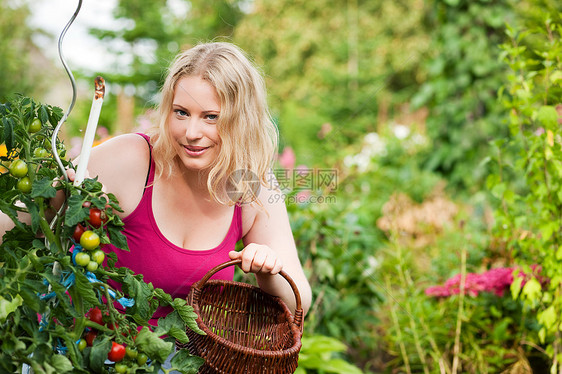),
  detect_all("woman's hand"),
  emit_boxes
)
[229,243,283,275]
